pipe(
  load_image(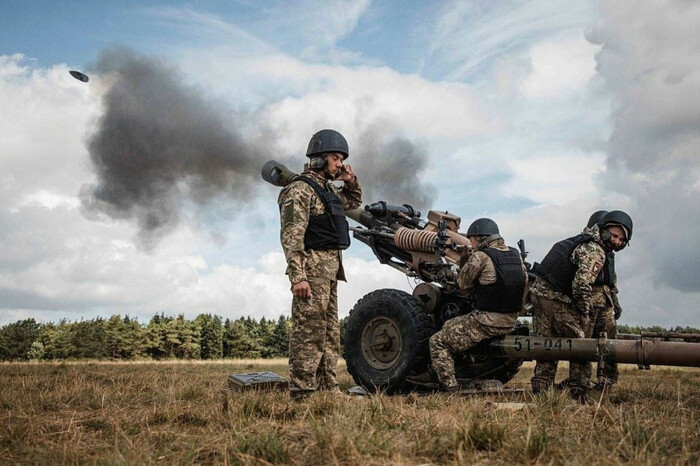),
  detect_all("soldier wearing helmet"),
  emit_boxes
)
[530,210,633,400]
[277,129,362,399]
[407,218,528,392]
